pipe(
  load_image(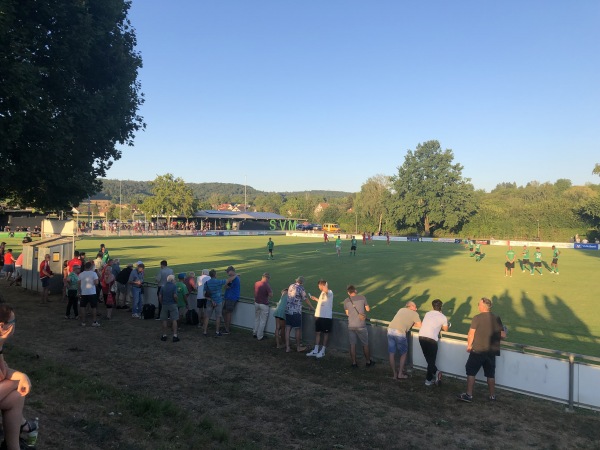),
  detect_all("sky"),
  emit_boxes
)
[106,0,600,194]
